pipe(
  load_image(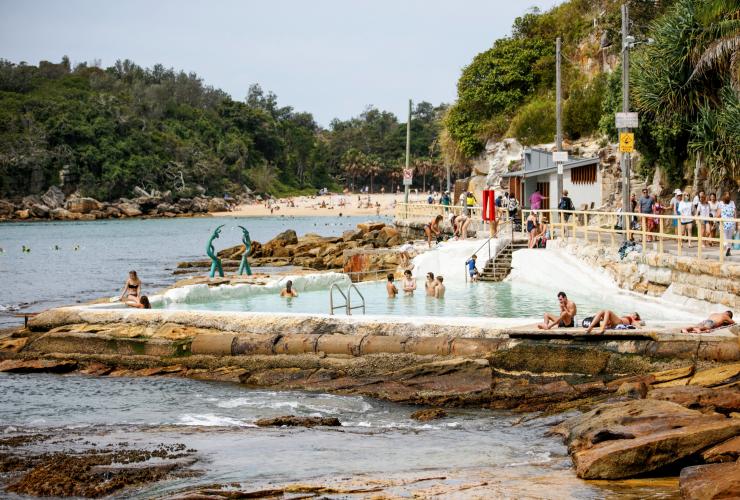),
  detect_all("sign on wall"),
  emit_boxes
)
[402,168,413,186]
